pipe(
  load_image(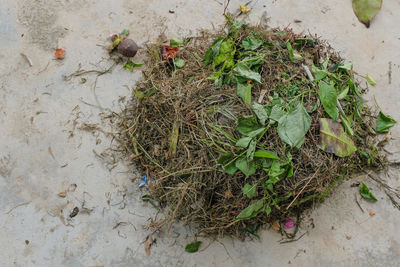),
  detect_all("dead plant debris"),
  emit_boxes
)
[113,19,394,238]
